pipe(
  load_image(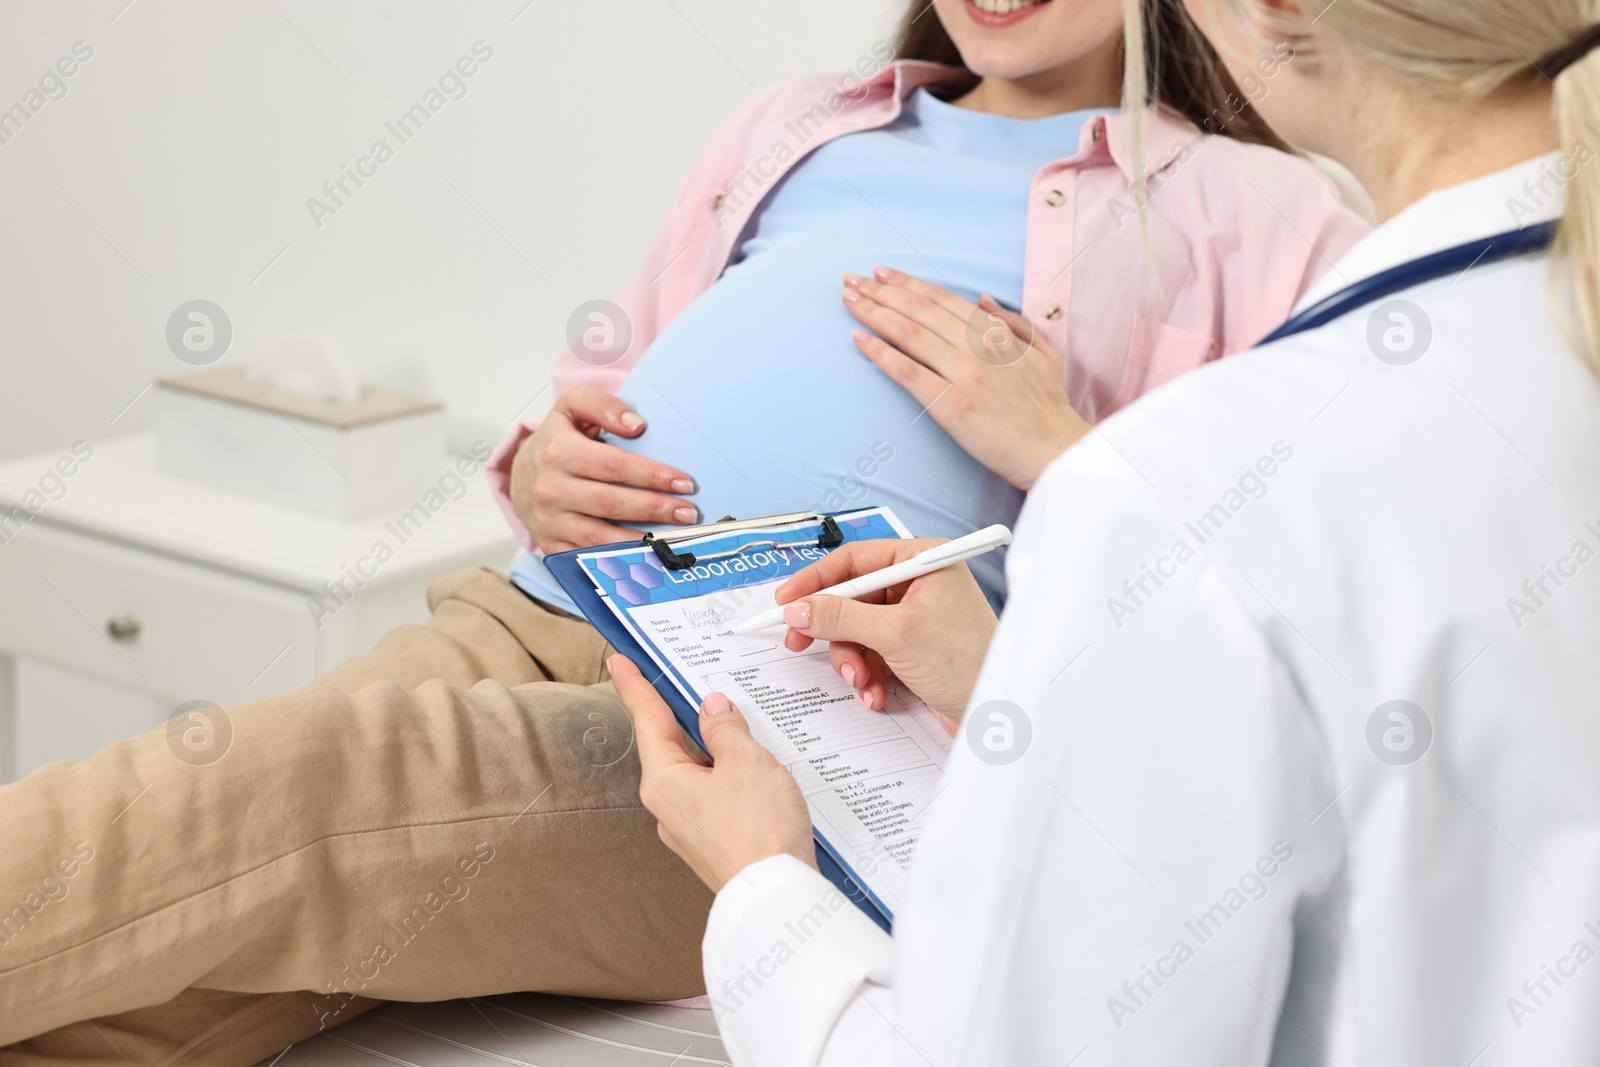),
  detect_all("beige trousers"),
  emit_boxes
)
[0,567,714,1065]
